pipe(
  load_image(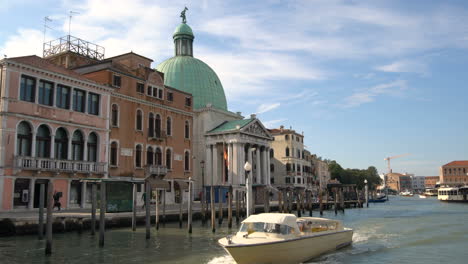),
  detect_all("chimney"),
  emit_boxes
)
[250,114,256,119]
[280,125,284,132]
